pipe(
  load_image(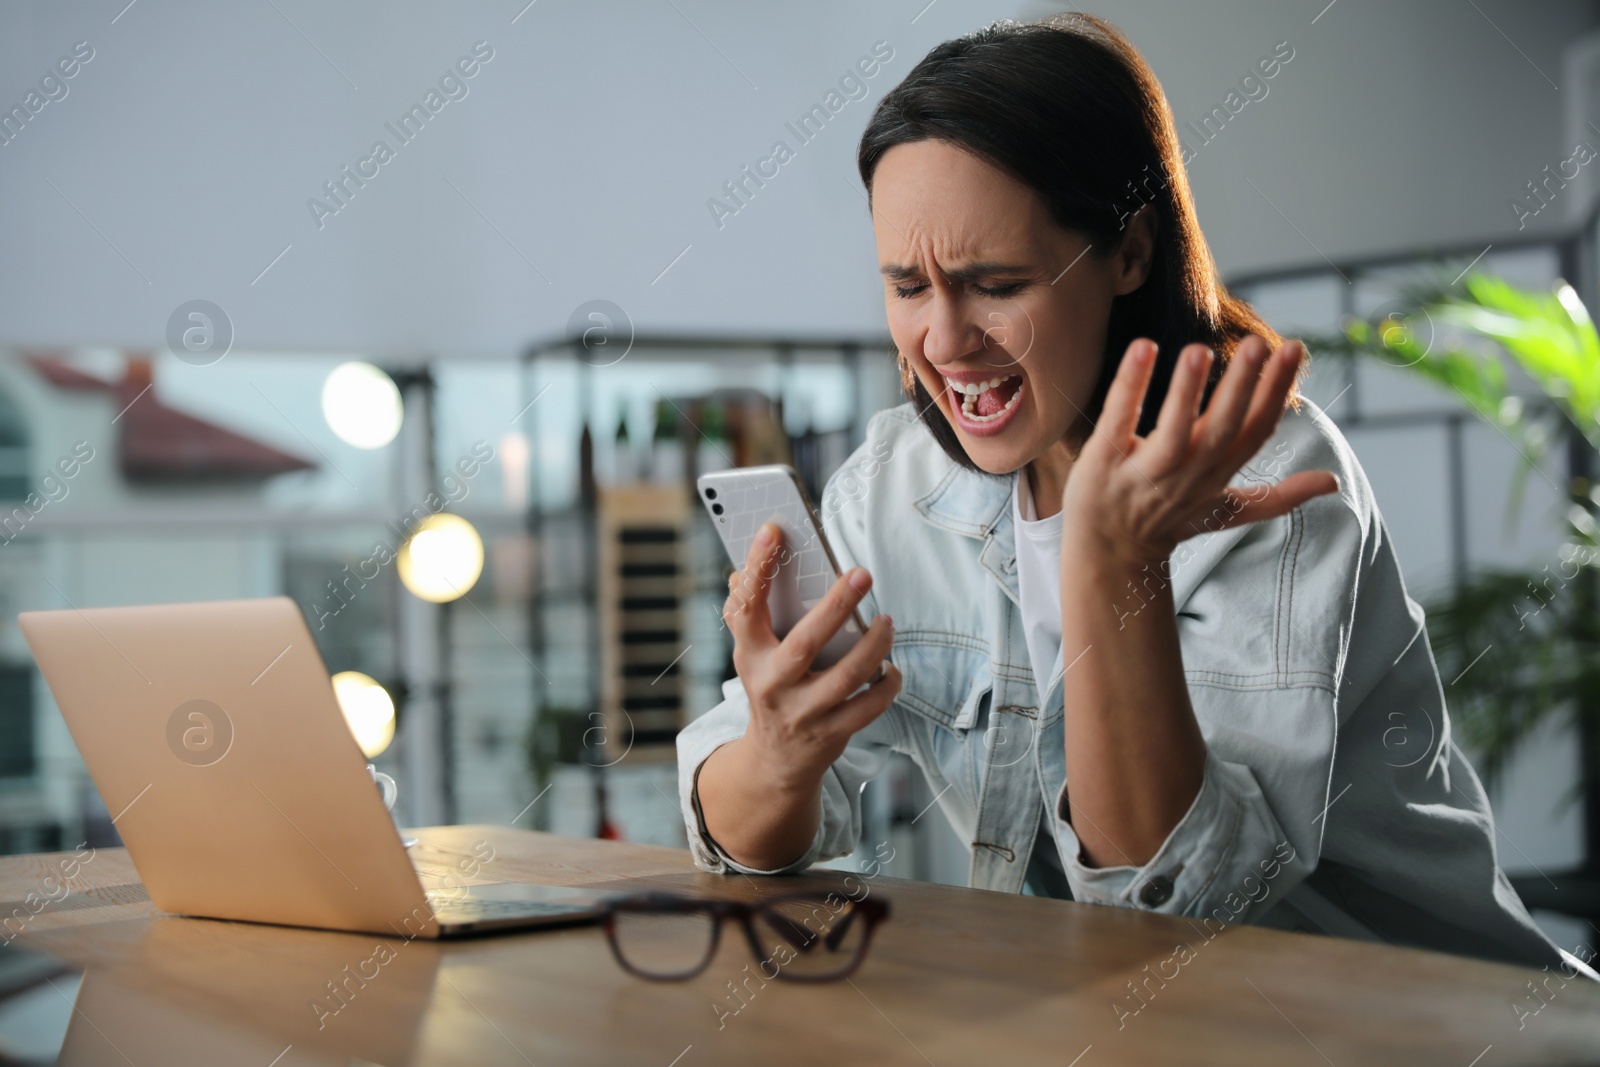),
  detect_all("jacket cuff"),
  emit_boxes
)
[682,738,822,876]
[1048,746,1243,913]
